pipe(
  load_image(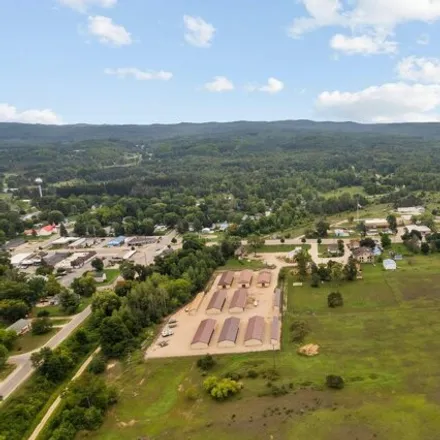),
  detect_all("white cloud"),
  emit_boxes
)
[104,68,172,81]
[397,56,440,84]
[88,15,132,46]
[316,82,440,122]
[58,0,116,13]
[0,103,63,124]
[204,76,234,92]
[247,77,285,94]
[330,33,398,55]
[183,15,215,47]
[417,33,430,45]
[289,0,440,55]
